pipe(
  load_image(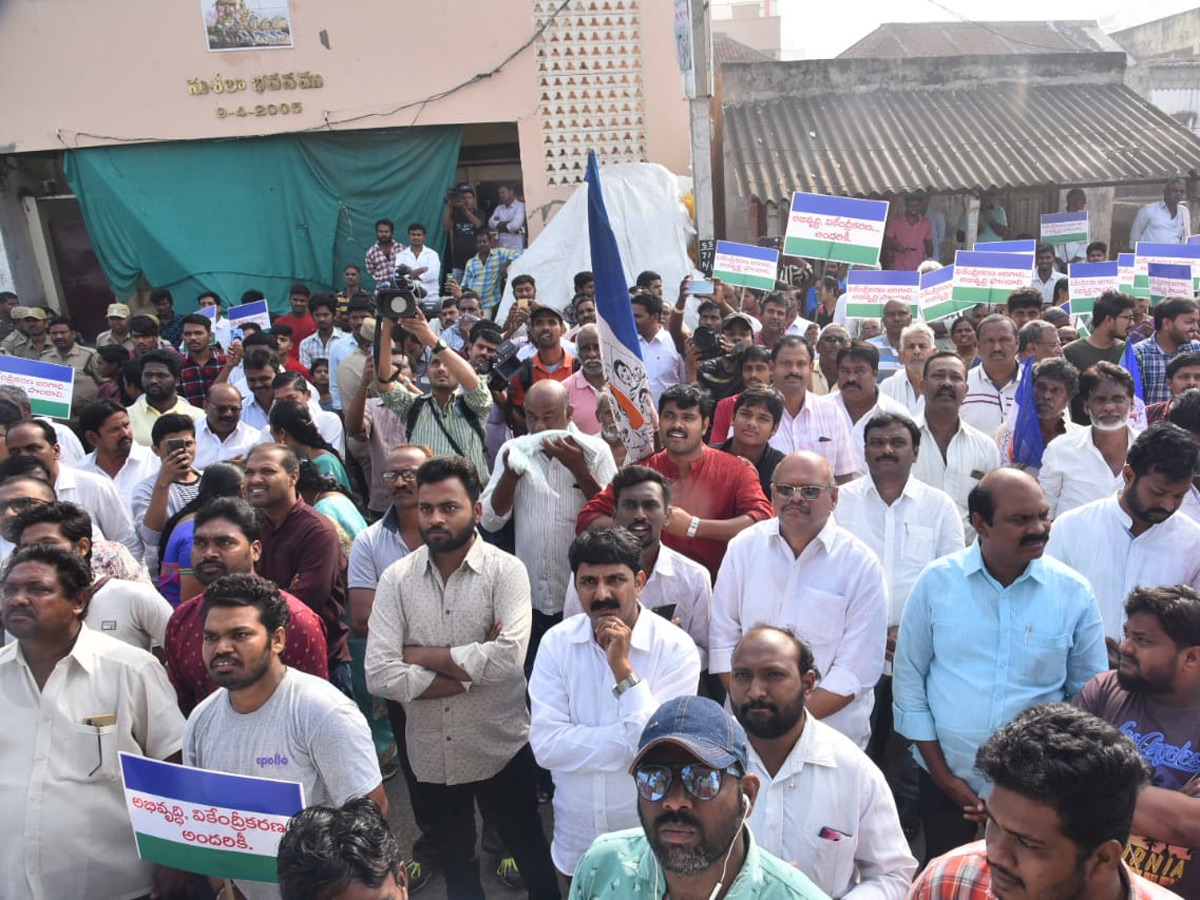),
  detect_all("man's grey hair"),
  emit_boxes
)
[899,323,935,348]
